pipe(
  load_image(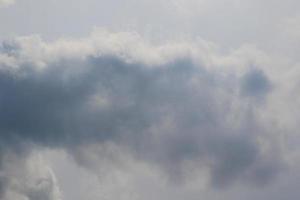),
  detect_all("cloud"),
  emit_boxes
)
[240,68,272,101]
[0,150,61,200]
[0,30,285,198]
